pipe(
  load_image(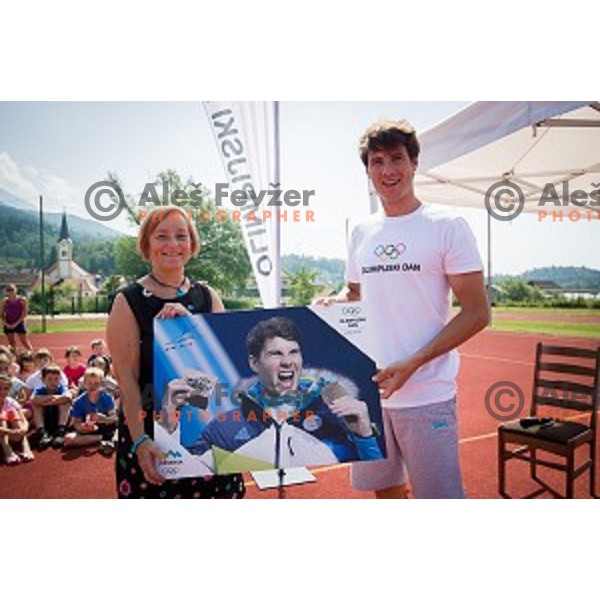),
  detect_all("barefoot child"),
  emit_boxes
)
[64,367,117,455]
[0,374,34,464]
